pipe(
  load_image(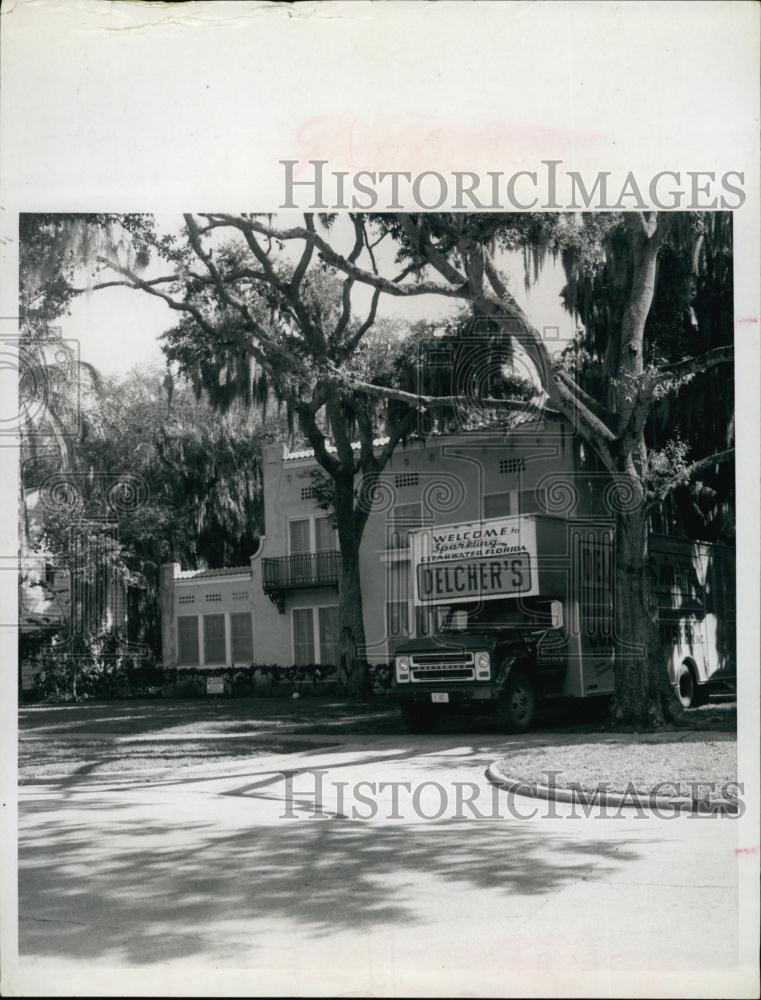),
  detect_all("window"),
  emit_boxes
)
[293,608,315,665]
[232,591,248,601]
[315,514,337,552]
[301,485,317,501]
[230,612,253,662]
[388,502,424,549]
[204,613,226,664]
[293,606,339,665]
[289,518,311,554]
[205,592,222,603]
[178,594,195,605]
[318,606,340,666]
[177,615,199,665]
[394,472,419,489]
[484,492,512,518]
